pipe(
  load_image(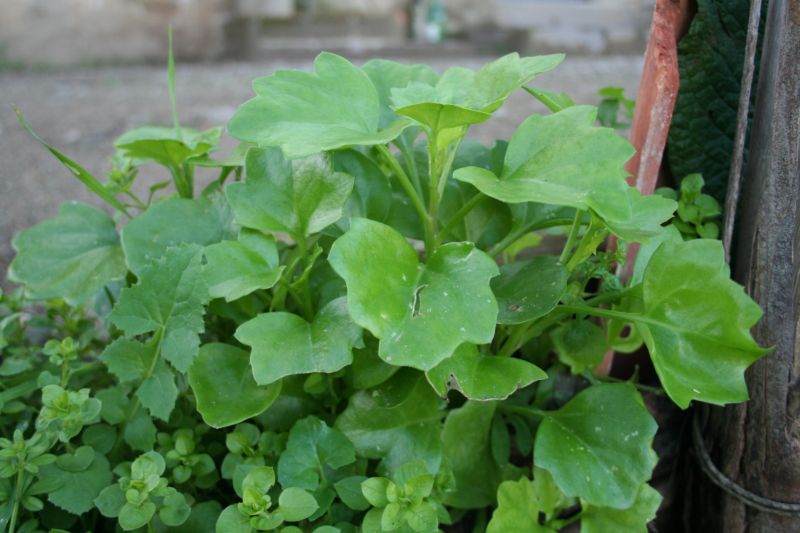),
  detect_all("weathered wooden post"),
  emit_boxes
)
[691,0,800,530]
